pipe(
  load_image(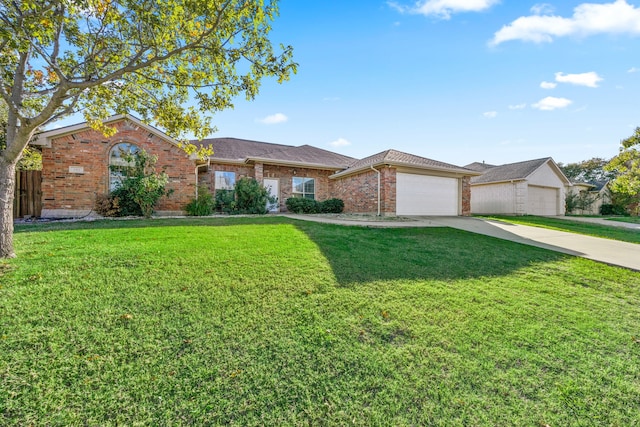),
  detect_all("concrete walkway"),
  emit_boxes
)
[553,215,640,230]
[284,214,640,271]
